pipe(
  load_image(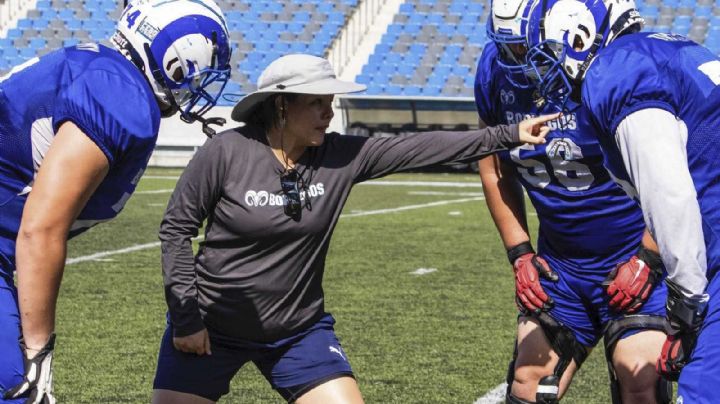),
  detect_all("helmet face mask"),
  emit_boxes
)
[112,0,232,122]
[525,0,643,107]
[488,0,538,89]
